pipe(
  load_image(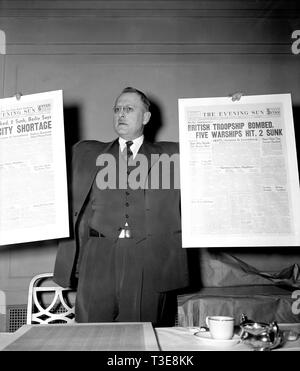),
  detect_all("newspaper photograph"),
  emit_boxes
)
[179,94,300,247]
[0,90,69,245]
